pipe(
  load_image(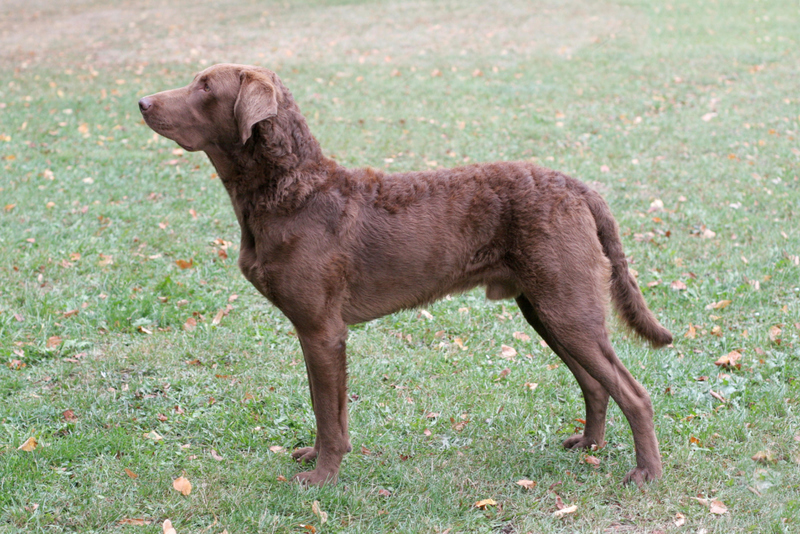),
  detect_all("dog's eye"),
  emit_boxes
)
[203,83,211,92]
